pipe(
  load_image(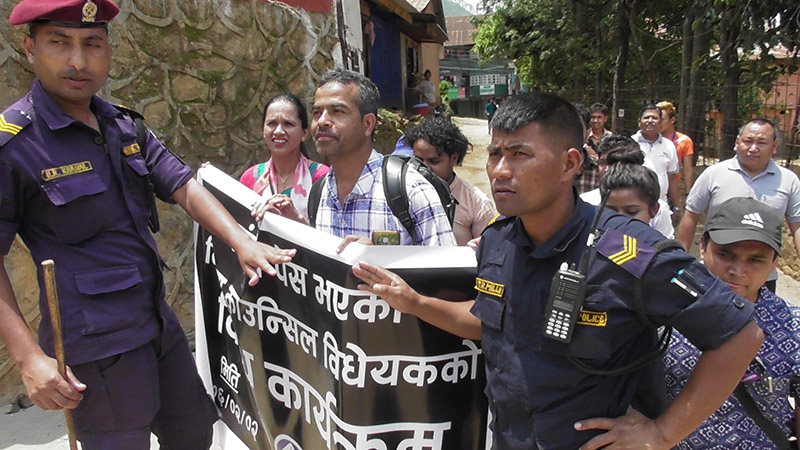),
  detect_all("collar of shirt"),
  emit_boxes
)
[589,129,610,142]
[31,79,122,131]
[729,156,777,180]
[751,286,800,366]
[326,149,383,202]
[506,193,593,259]
[632,130,663,145]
